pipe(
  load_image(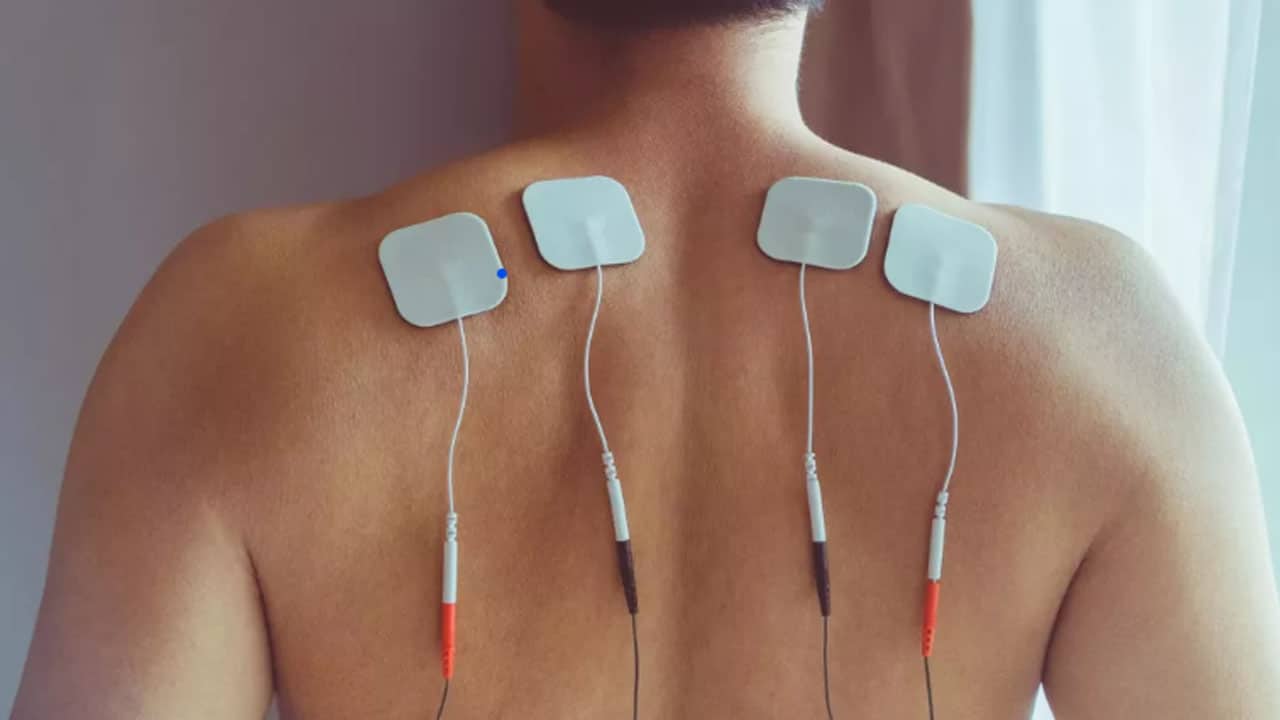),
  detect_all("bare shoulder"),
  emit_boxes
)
[93,141,547,490]
[865,173,1255,530]
[980,203,1219,407]
[139,136,550,324]
[977,202,1239,484]
[113,140,527,361]
[113,139,545,384]
[940,201,1280,714]
[84,196,419,501]
[11,195,343,720]
[974,211,1280,715]
[840,148,1222,461]
[103,202,353,419]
